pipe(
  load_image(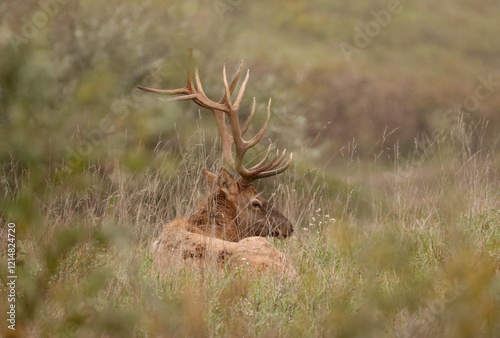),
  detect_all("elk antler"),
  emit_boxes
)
[137,54,292,184]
